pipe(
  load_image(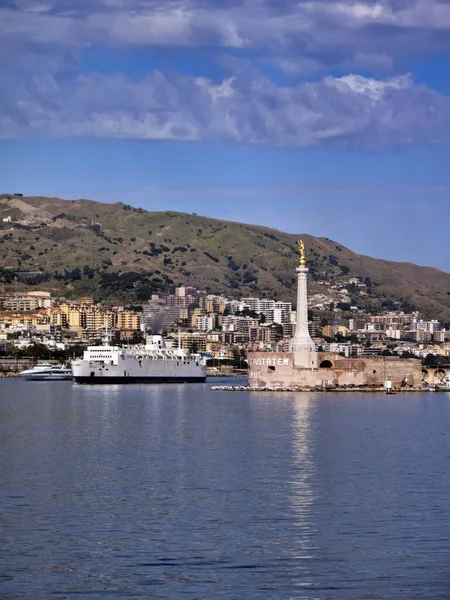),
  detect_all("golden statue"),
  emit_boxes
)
[298,239,306,267]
